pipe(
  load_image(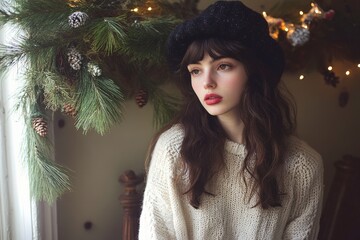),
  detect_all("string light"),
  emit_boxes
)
[130,5,154,14]
[68,0,81,7]
[264,2,334,47]
[263,3,359,83]
[298,64,359,84]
